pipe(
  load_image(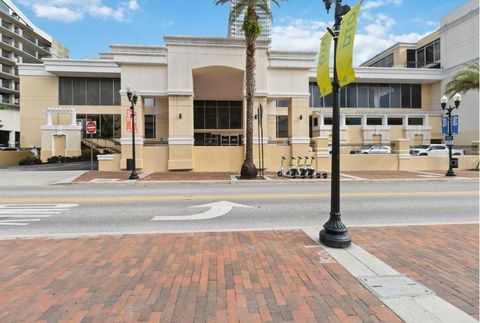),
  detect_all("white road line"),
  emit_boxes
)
[302,228,477,323]
[413,171,443,177]
[340,173,366,180]
[0,204,78,226]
